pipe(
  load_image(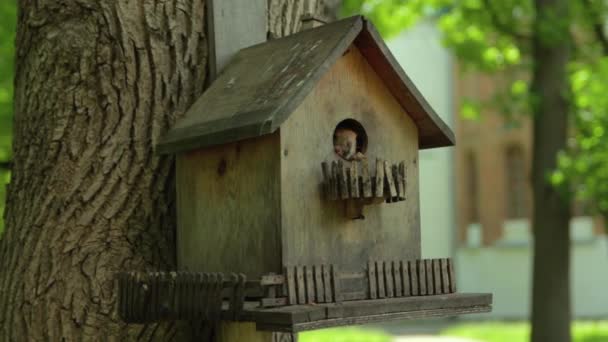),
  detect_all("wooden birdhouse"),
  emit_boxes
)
[118,15,491,338]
